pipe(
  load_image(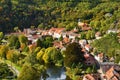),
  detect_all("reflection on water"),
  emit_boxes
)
[41,66,66,80]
